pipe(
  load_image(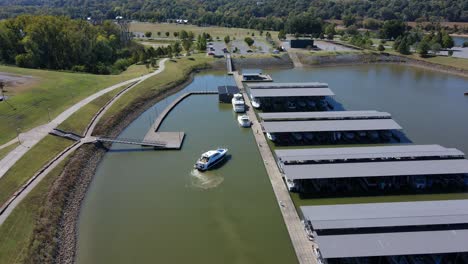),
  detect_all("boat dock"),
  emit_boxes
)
[234,71,317,264]
[142,91,217,149]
